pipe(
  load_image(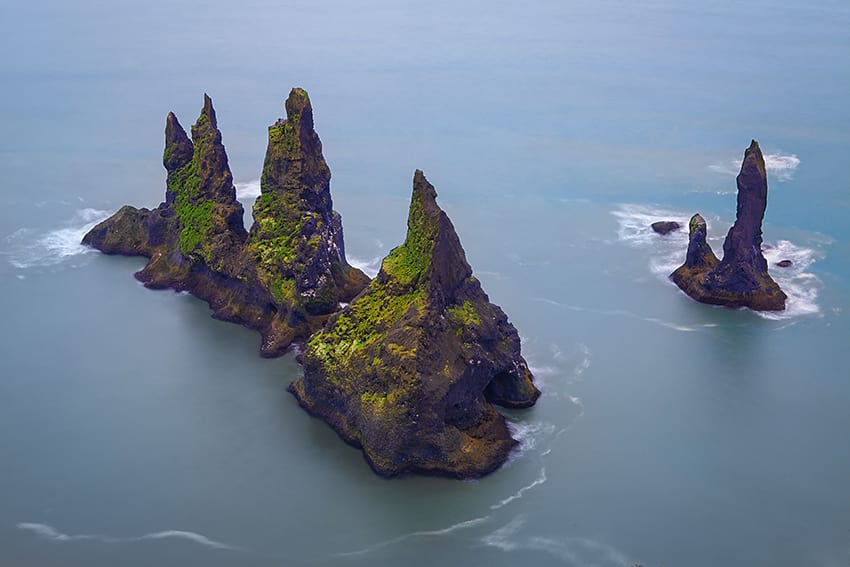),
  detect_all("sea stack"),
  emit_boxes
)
[671,140,786,311]
[83,89,368,355]
[289,170,540,478]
